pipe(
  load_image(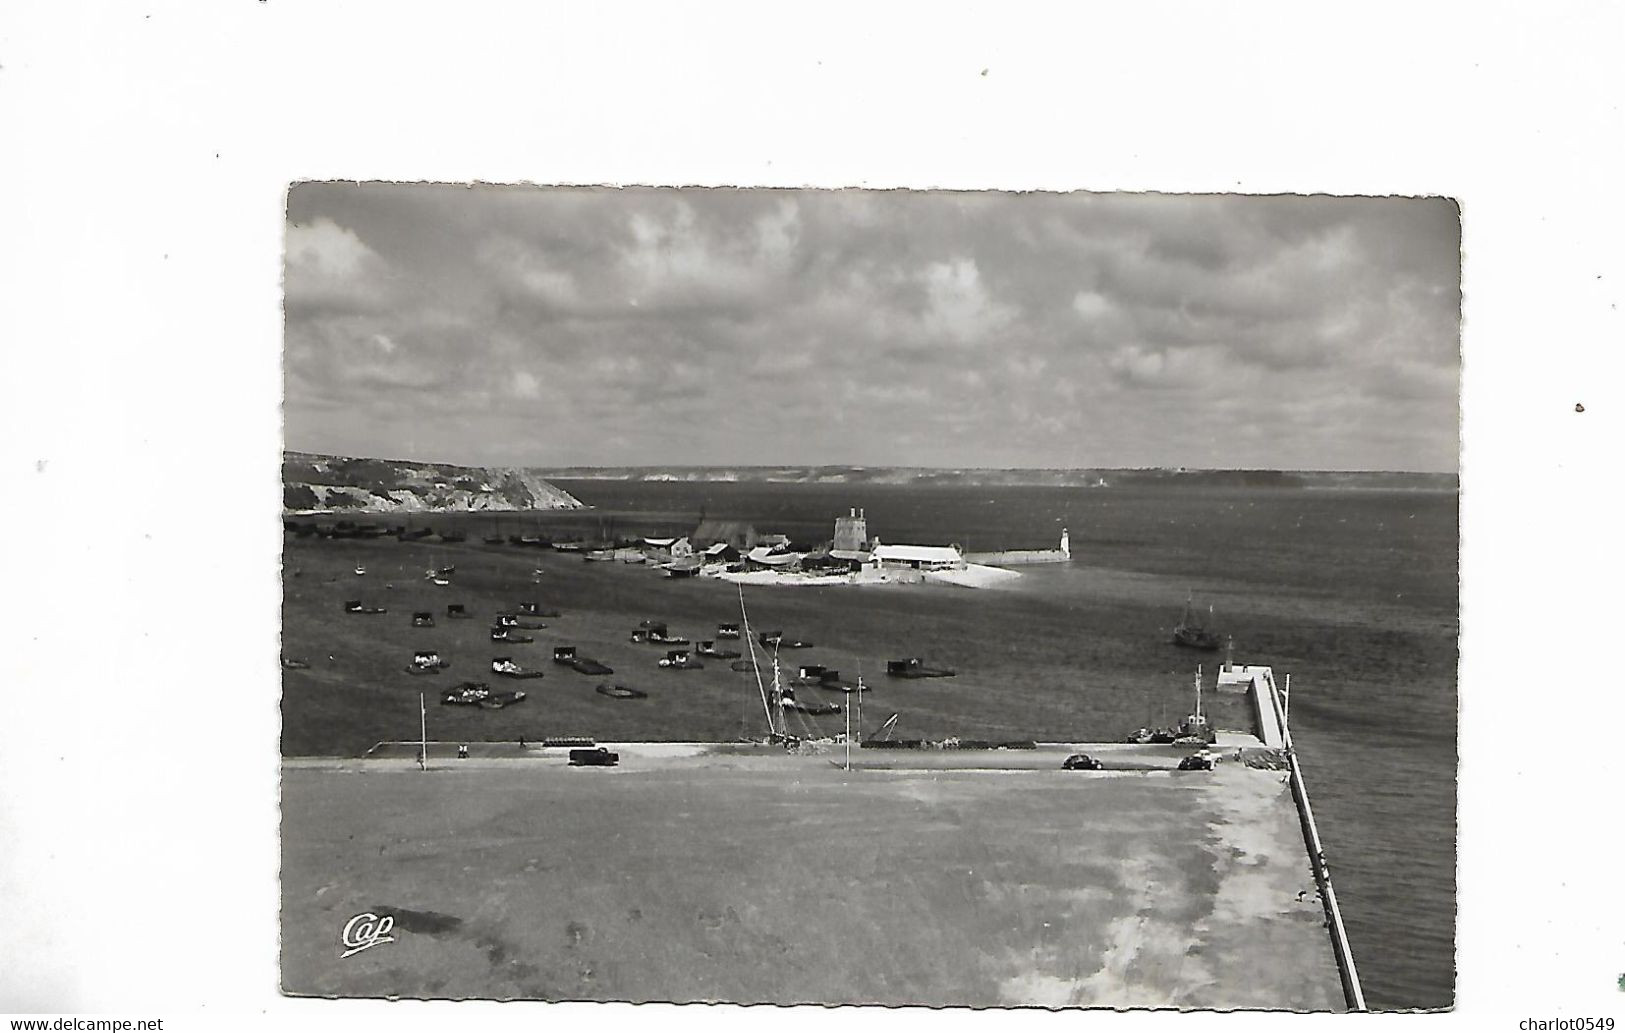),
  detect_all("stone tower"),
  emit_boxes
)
[833,508,868,552]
